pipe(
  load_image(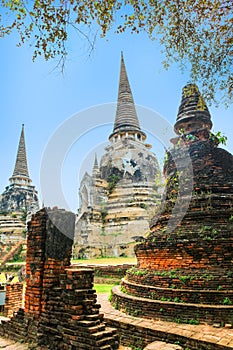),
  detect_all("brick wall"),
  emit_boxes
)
[0,208,119,349]
[4,283,23,317]
[25,208,74,318]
